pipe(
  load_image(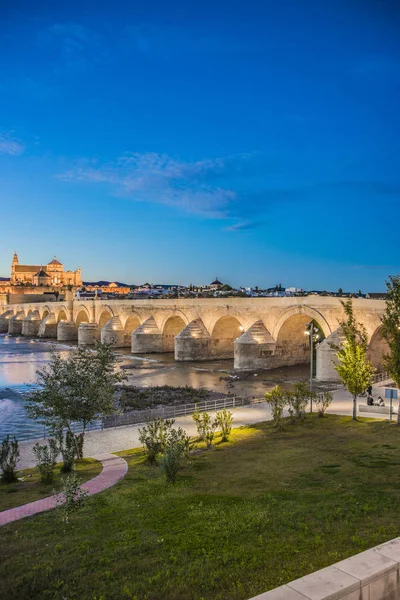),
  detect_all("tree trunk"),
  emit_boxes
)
[397,399,400,425]
[353,395,357,421]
